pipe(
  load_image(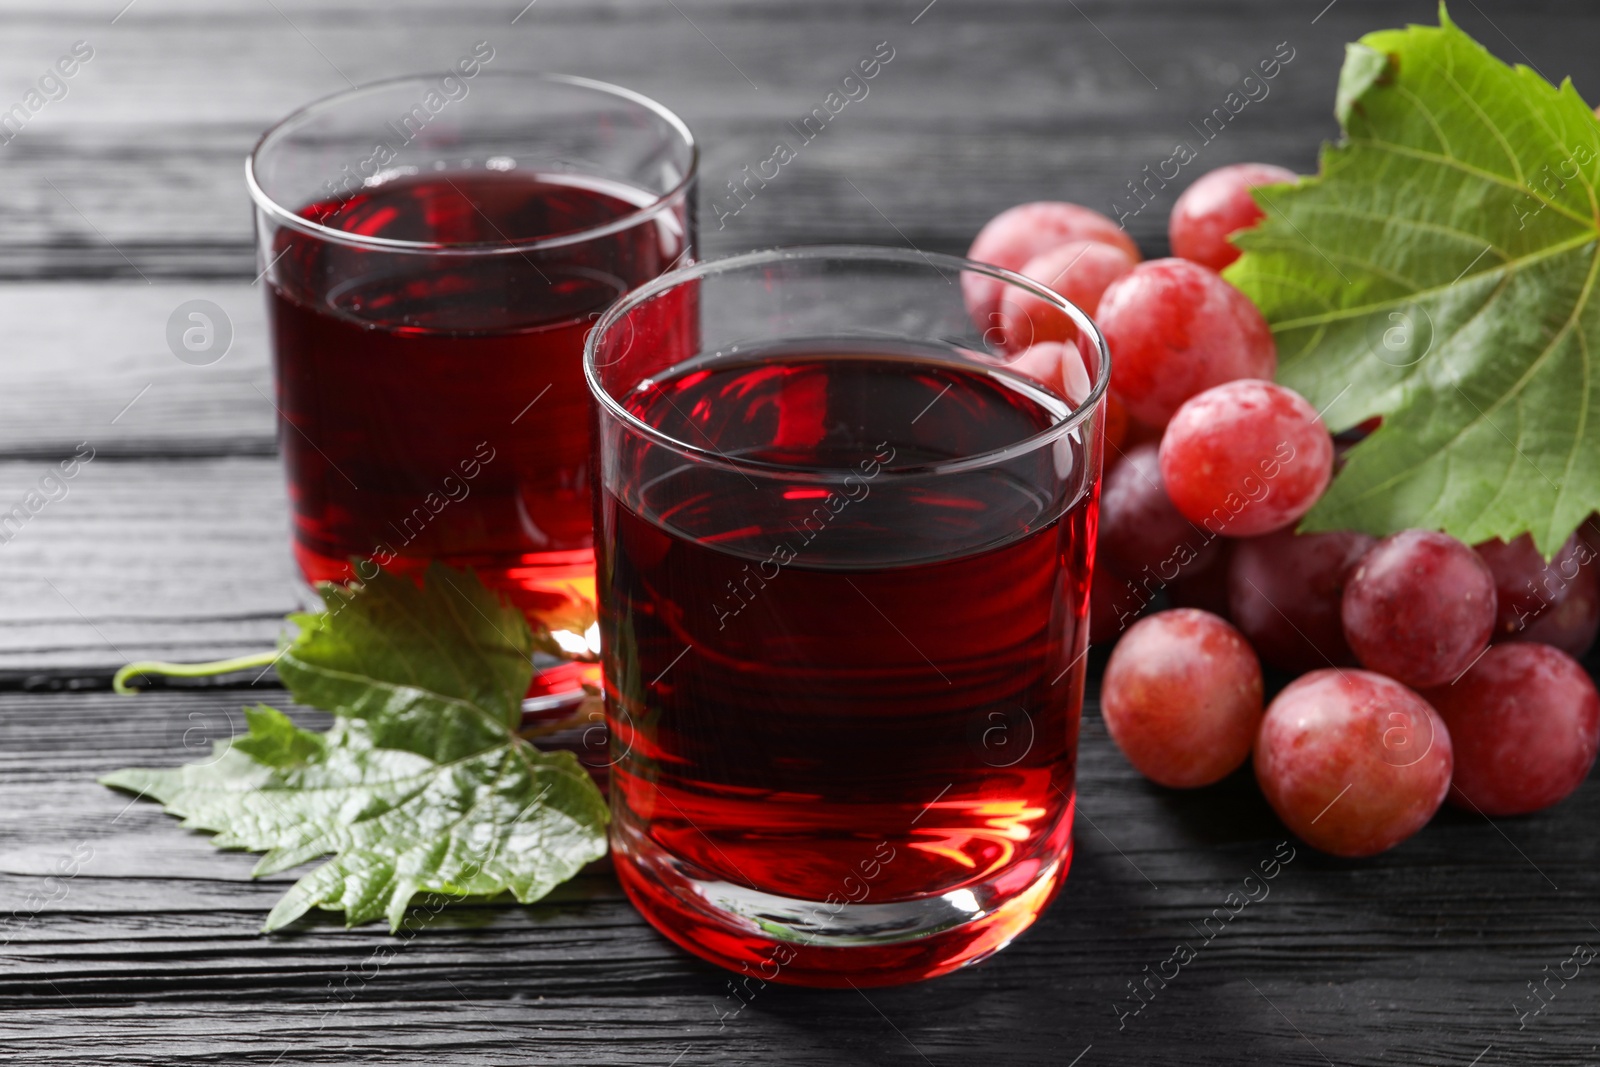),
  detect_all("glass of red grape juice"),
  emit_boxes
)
[585,246,1110,986]
[247,73,696,701]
